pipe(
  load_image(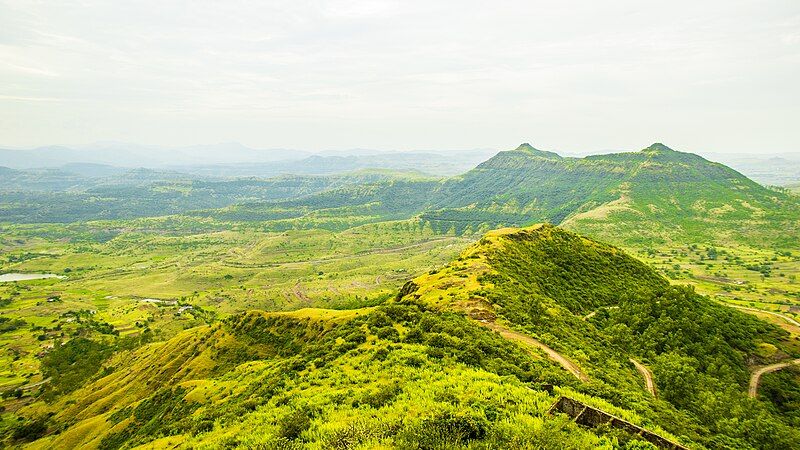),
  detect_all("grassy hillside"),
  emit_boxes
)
[401,224,800,449]
[8,308,632,449]
[5,225,800,449]
[563,145,799,247]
